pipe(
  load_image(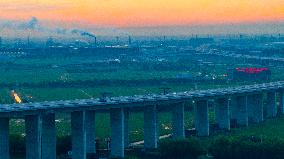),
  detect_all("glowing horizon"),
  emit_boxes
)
[0,0,283,27]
